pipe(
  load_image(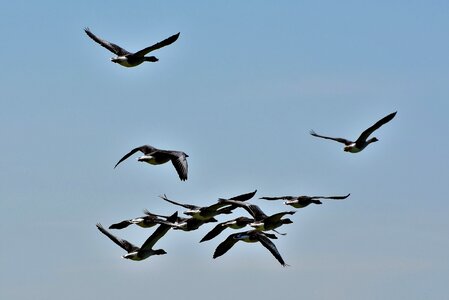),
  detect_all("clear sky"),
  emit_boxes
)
[1,1,448,299]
